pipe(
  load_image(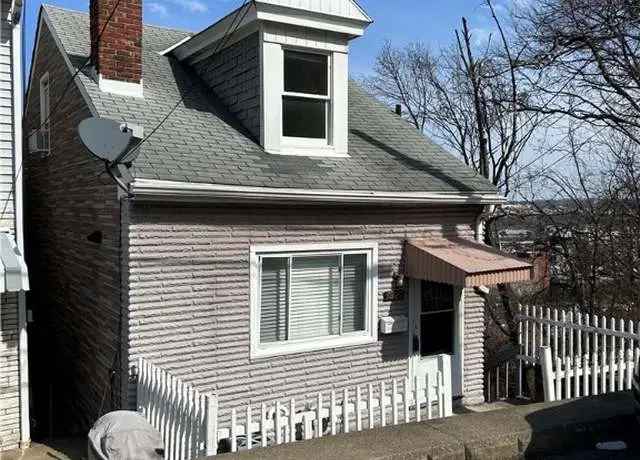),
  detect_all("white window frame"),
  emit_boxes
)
[39,72,50,128]
[250,241,379,359]
[281,48,332,149]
